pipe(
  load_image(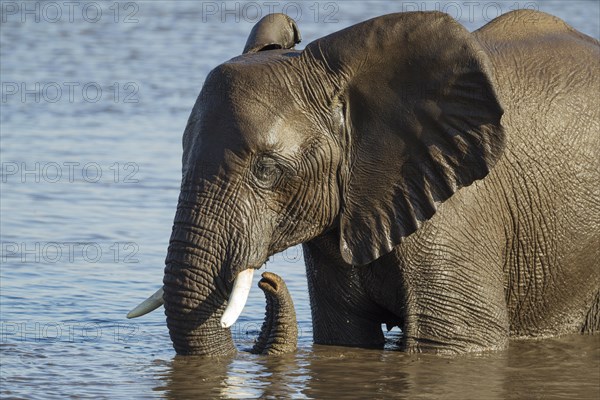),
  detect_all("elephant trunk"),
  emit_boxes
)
[163,257,236,356]
[162,194,238,355]
[252,272,298,355]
